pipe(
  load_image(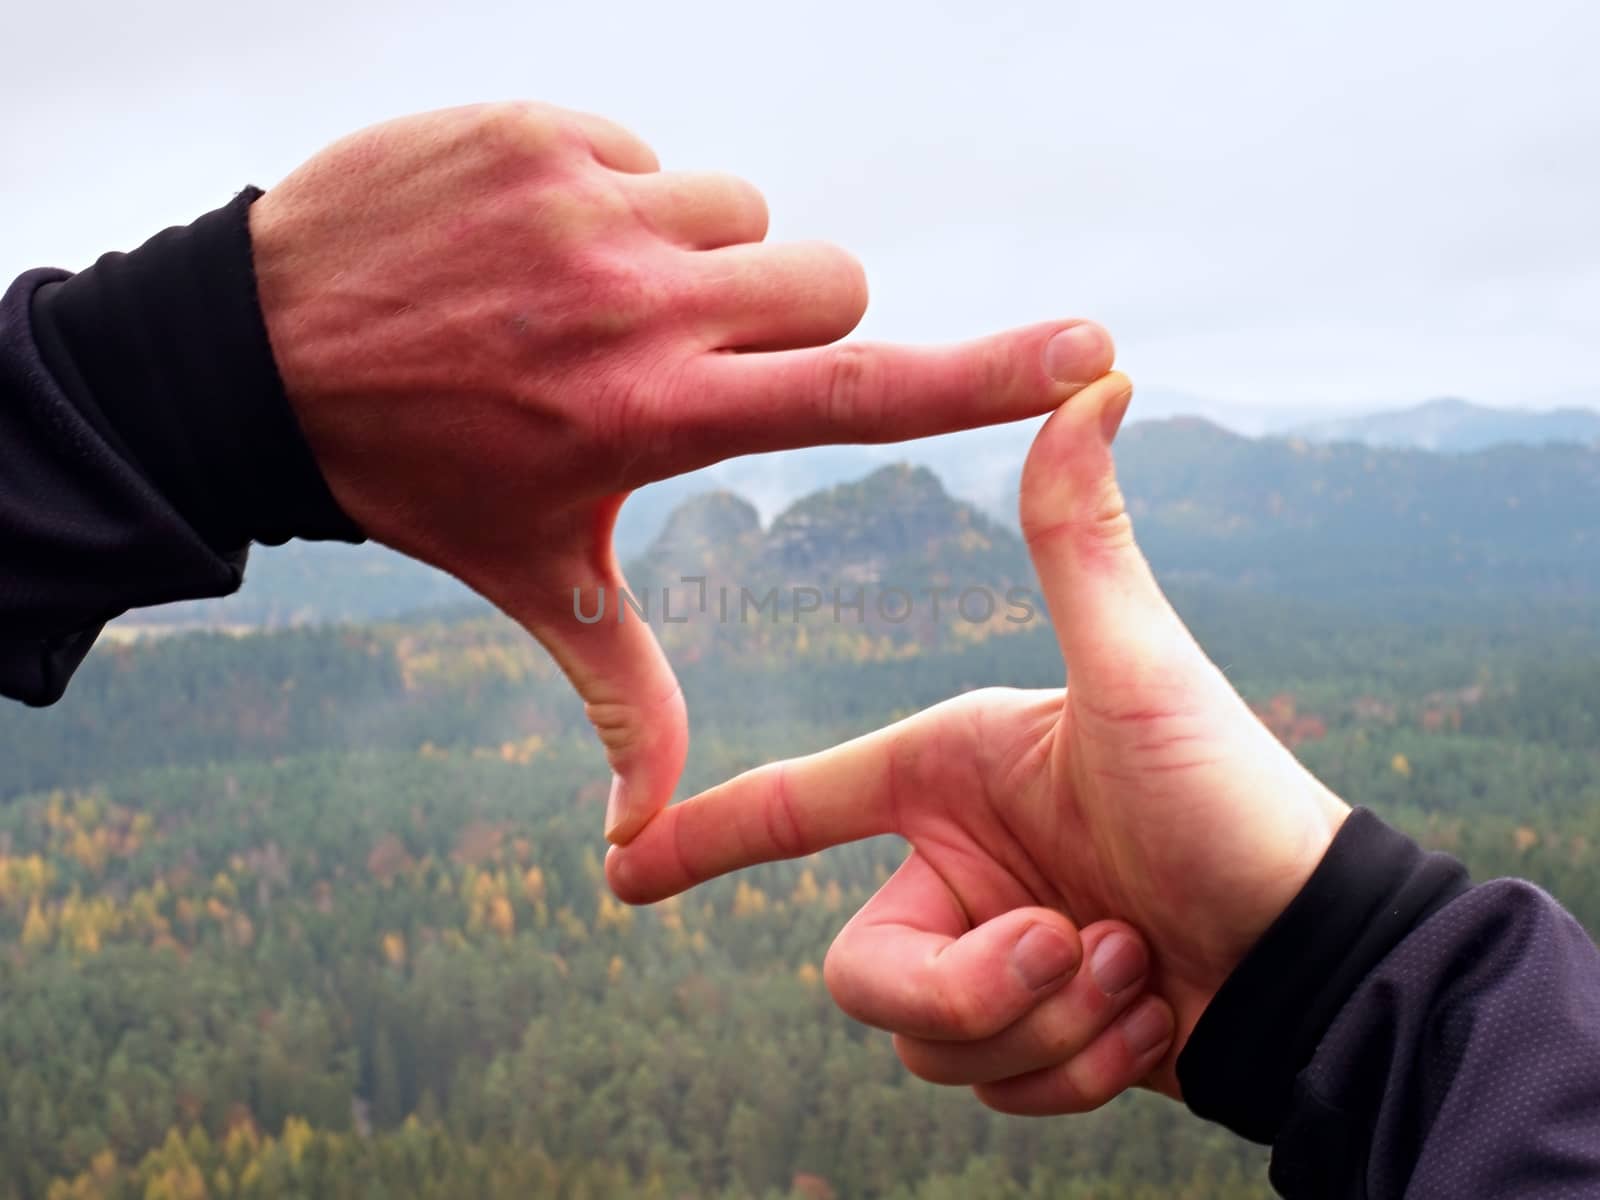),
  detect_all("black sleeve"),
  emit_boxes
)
[0,189,362,705]
[1177,808,1600,1198]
